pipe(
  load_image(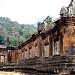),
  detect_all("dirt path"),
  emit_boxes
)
[0,71,22,75]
